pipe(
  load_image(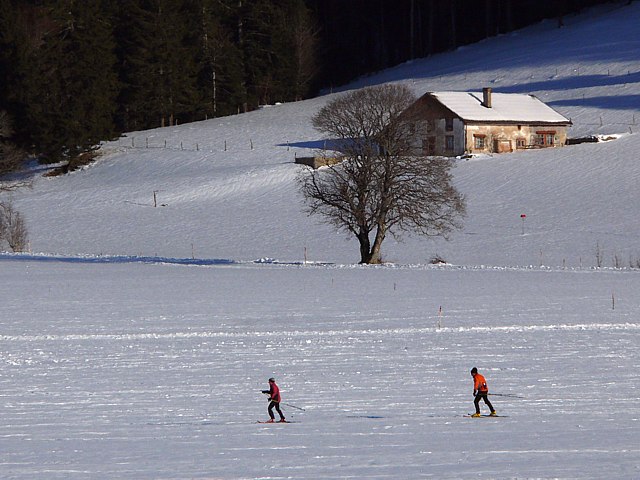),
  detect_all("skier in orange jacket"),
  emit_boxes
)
[471,367,496,417]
